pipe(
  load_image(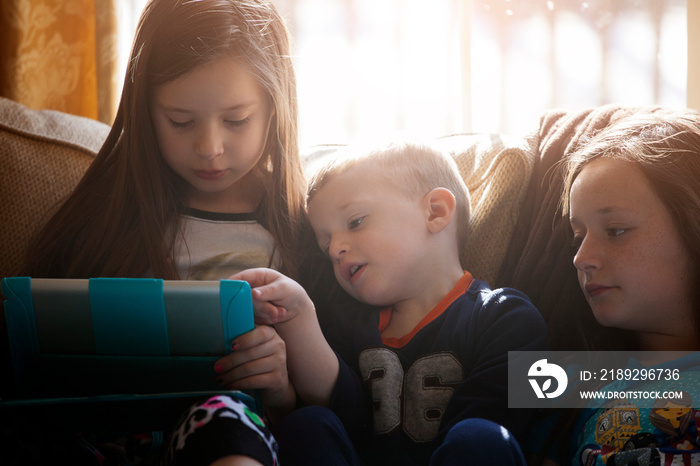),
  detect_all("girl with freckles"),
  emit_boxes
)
[543,110,700,466]
[562,111,700,353]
